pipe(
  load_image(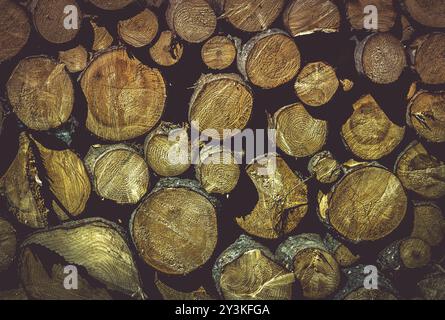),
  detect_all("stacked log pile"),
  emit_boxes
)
[0,0,444,300]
